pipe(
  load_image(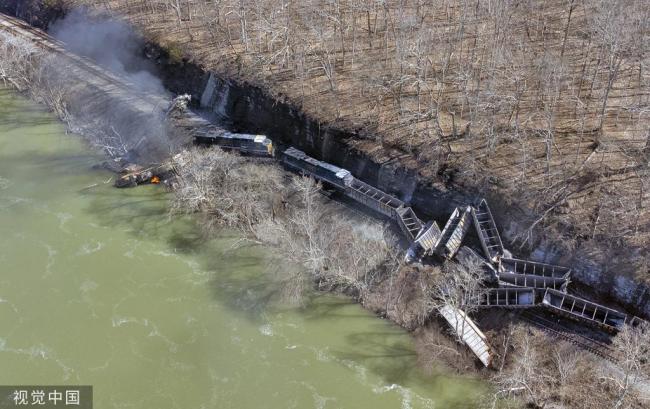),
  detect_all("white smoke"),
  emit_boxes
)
[48,8,166,94]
